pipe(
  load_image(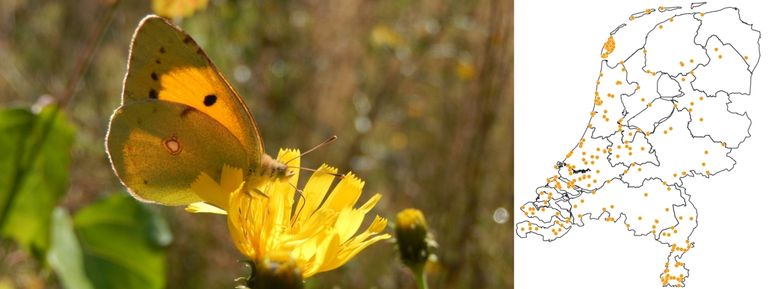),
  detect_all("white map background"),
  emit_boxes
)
[514,1,770,288]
